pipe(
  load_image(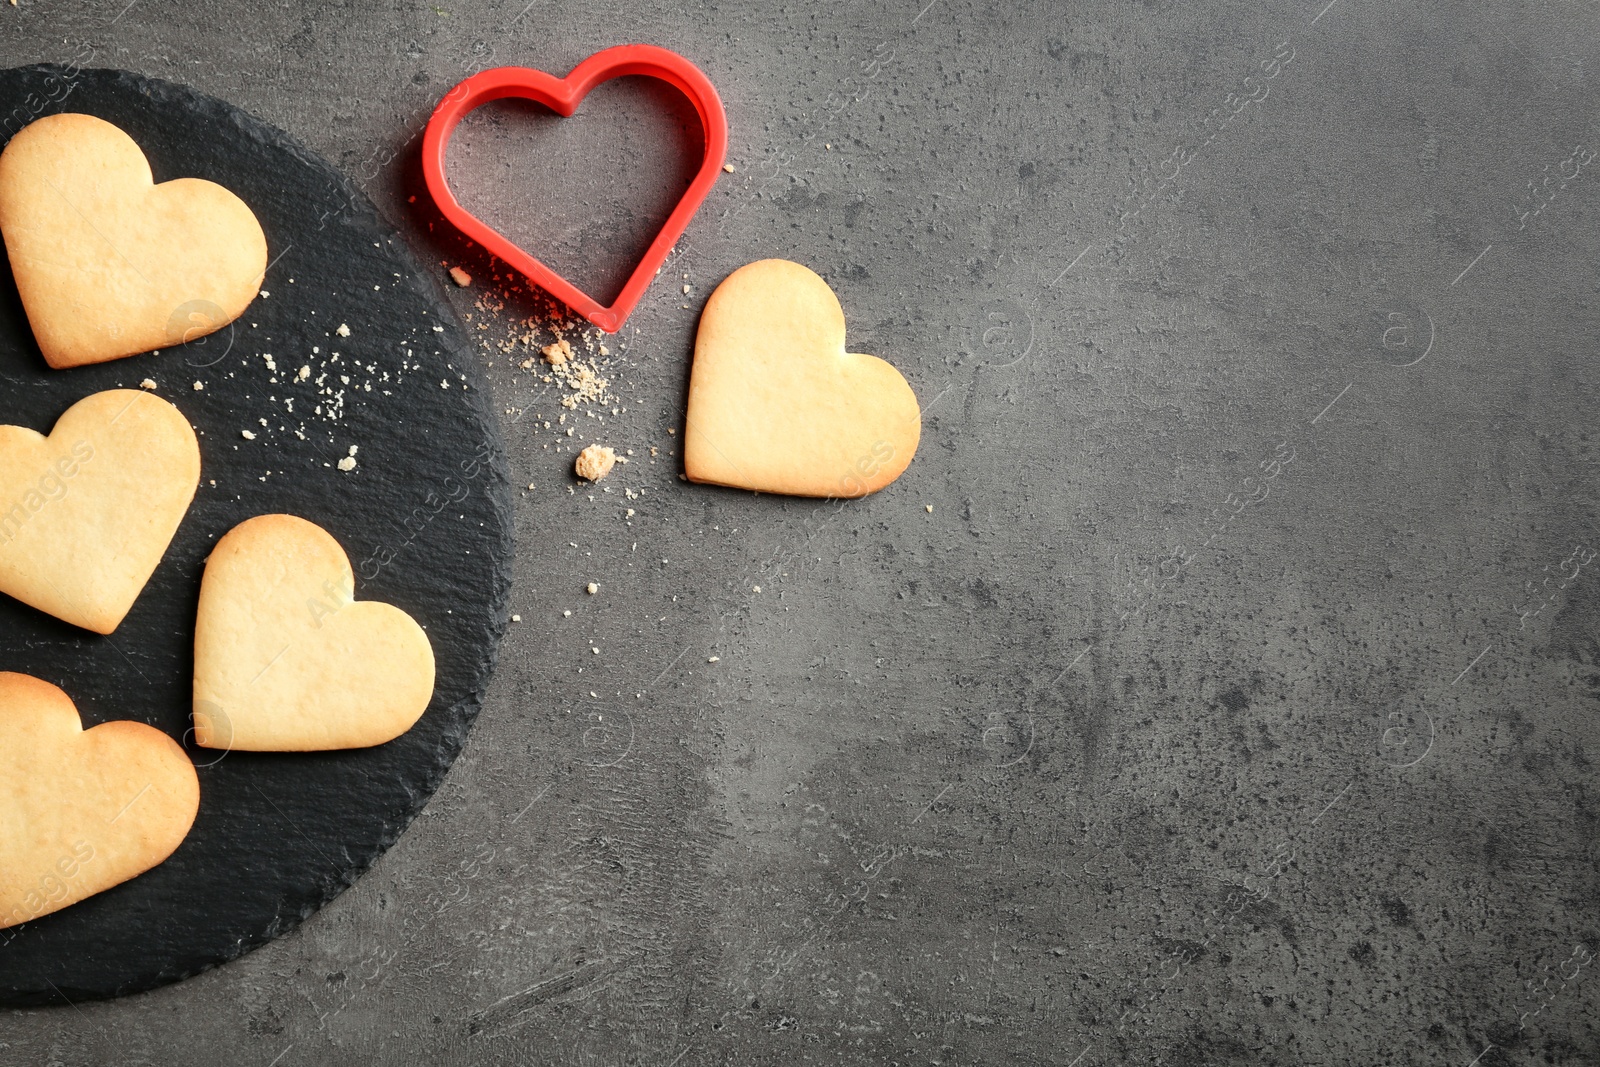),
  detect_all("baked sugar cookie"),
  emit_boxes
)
[684,259,920,498]
[0,389,200,634]
[0,112,267,368]
[193,514,435,752]
[0,672,199,930]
